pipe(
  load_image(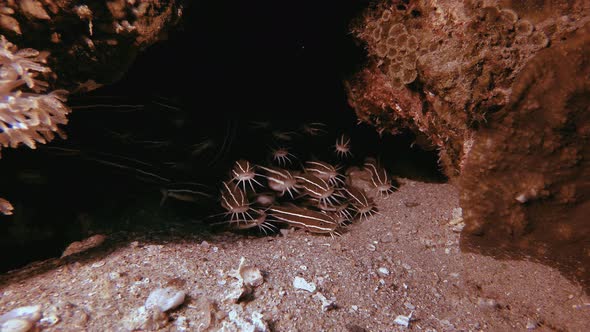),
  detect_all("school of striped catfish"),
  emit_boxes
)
[216,123,397,237]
